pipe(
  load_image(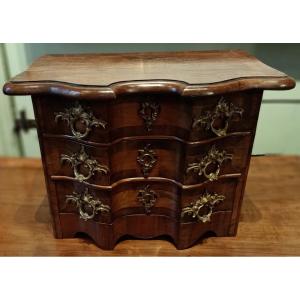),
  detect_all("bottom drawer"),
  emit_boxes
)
[181,177,239,223]
[52,176,240,225]
[53,179,179,221]
[54,181,112,223]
